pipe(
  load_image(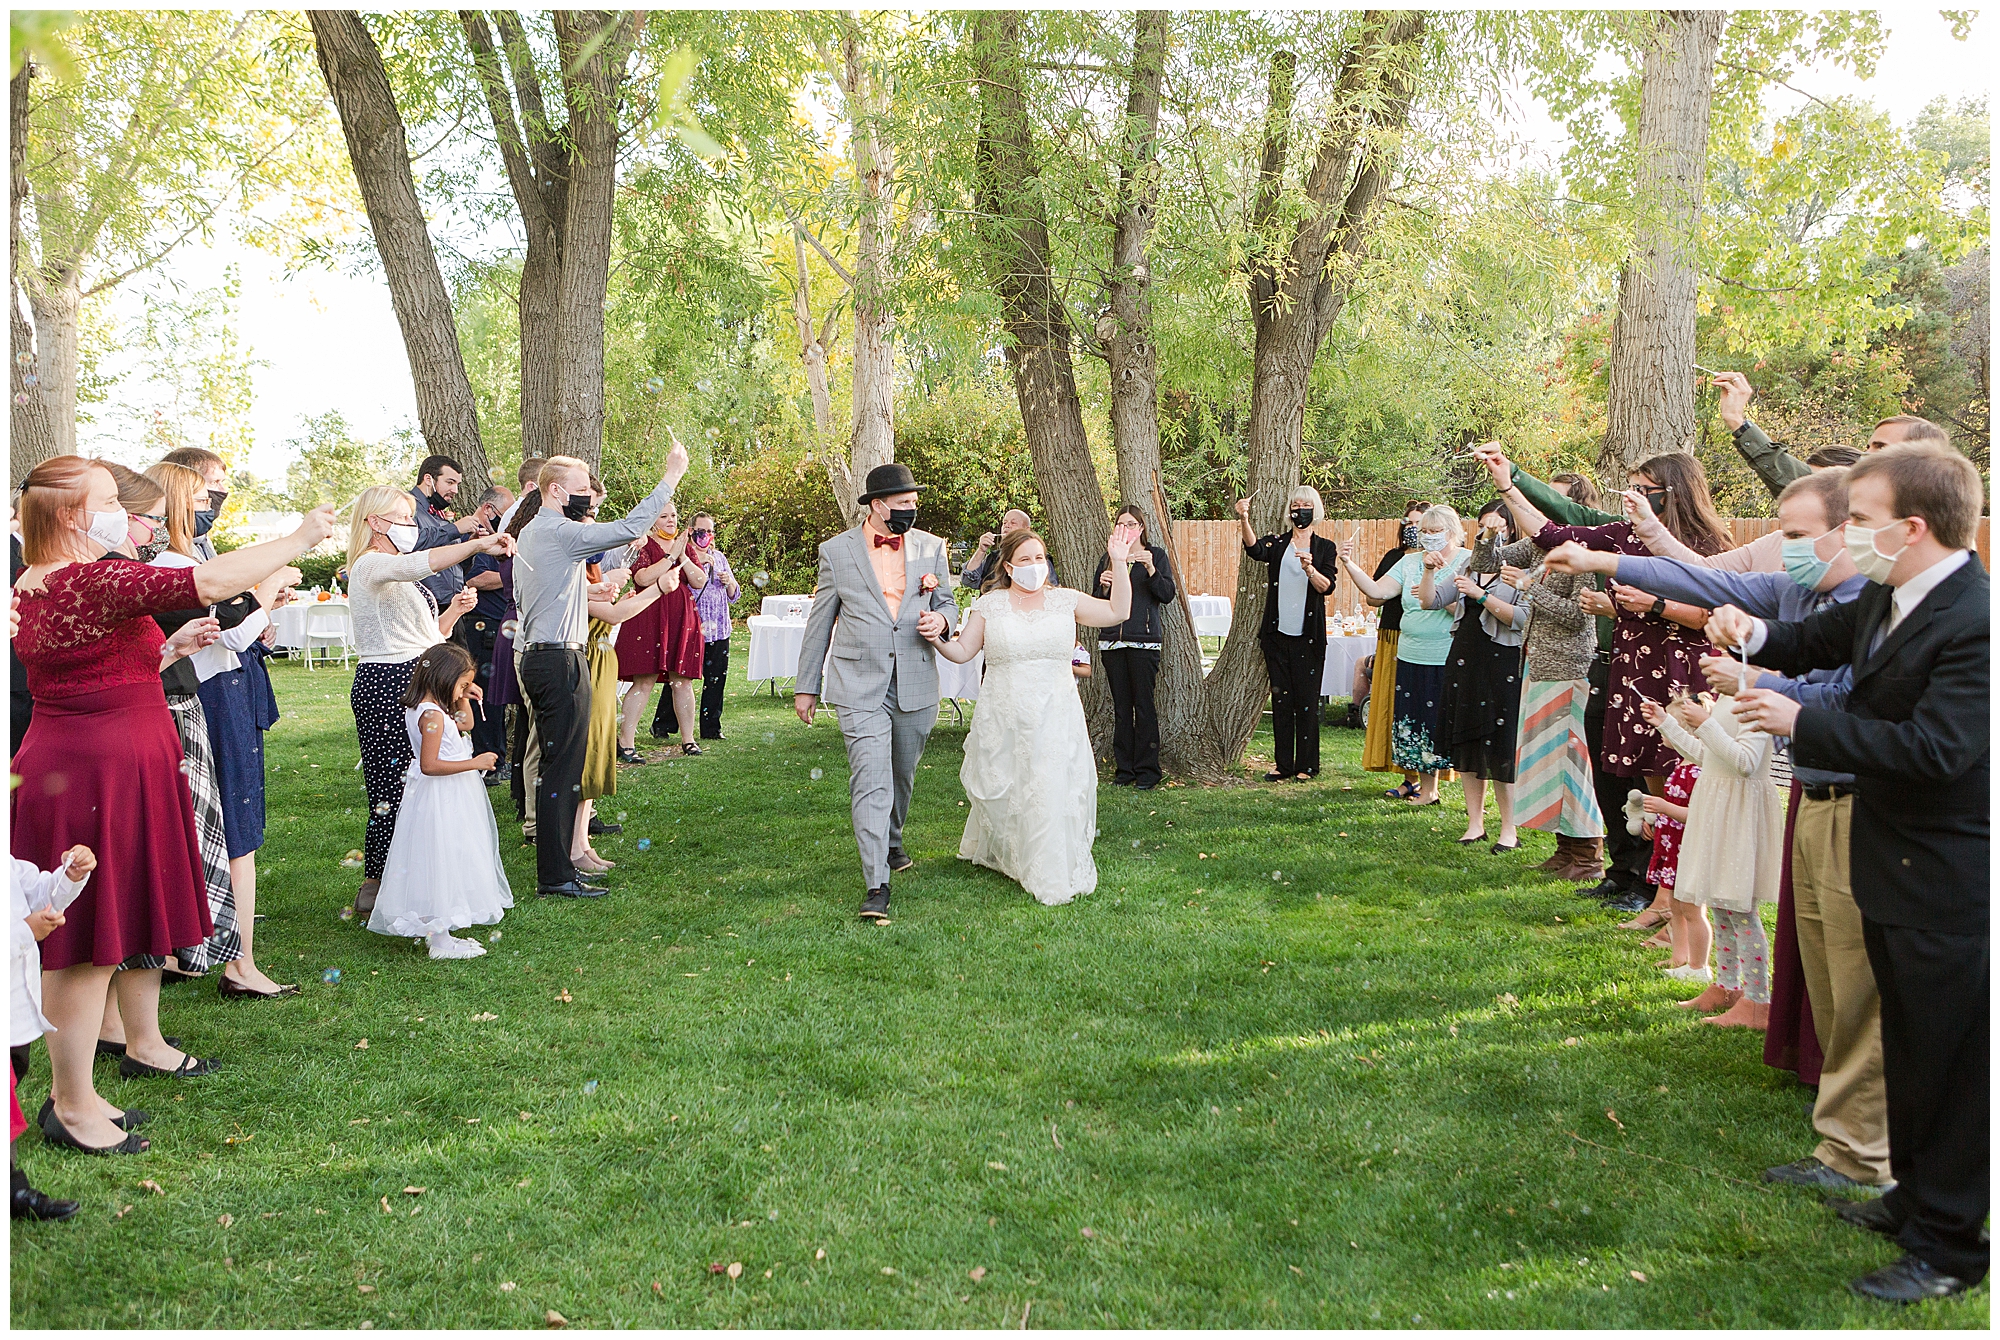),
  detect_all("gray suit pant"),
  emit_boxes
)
[836,679,936,890]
